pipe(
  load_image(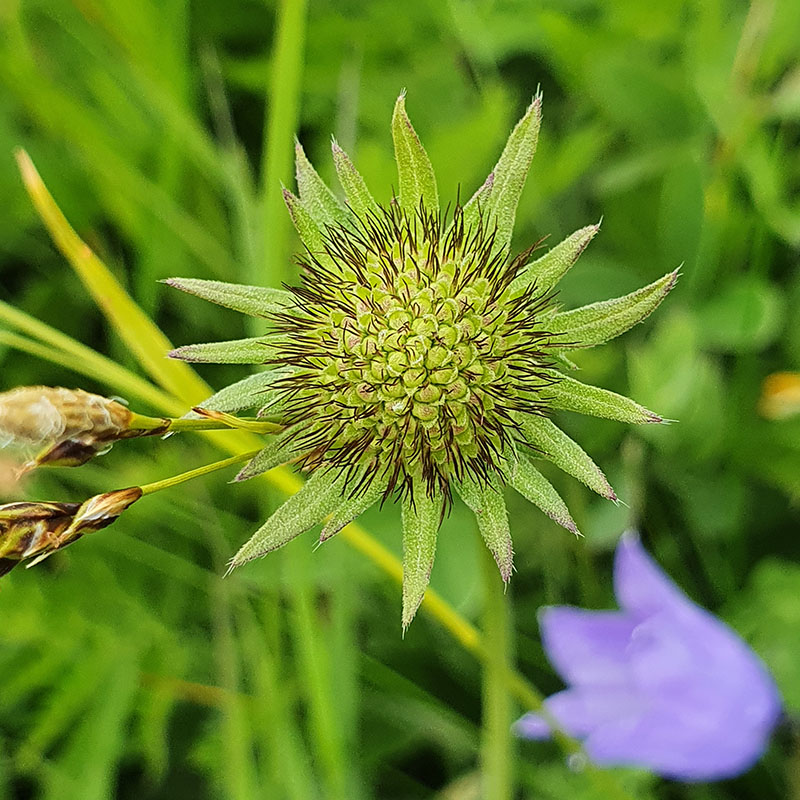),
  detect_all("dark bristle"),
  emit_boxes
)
[264,198,559,505]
